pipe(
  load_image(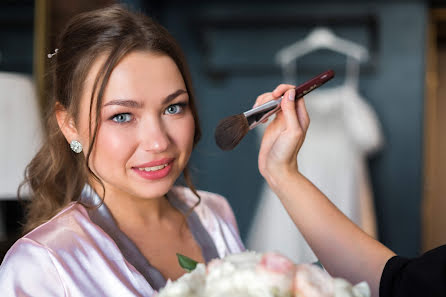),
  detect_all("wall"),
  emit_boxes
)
[157,1,428,257]
[0,0,429,259]
[0,1,34,74]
